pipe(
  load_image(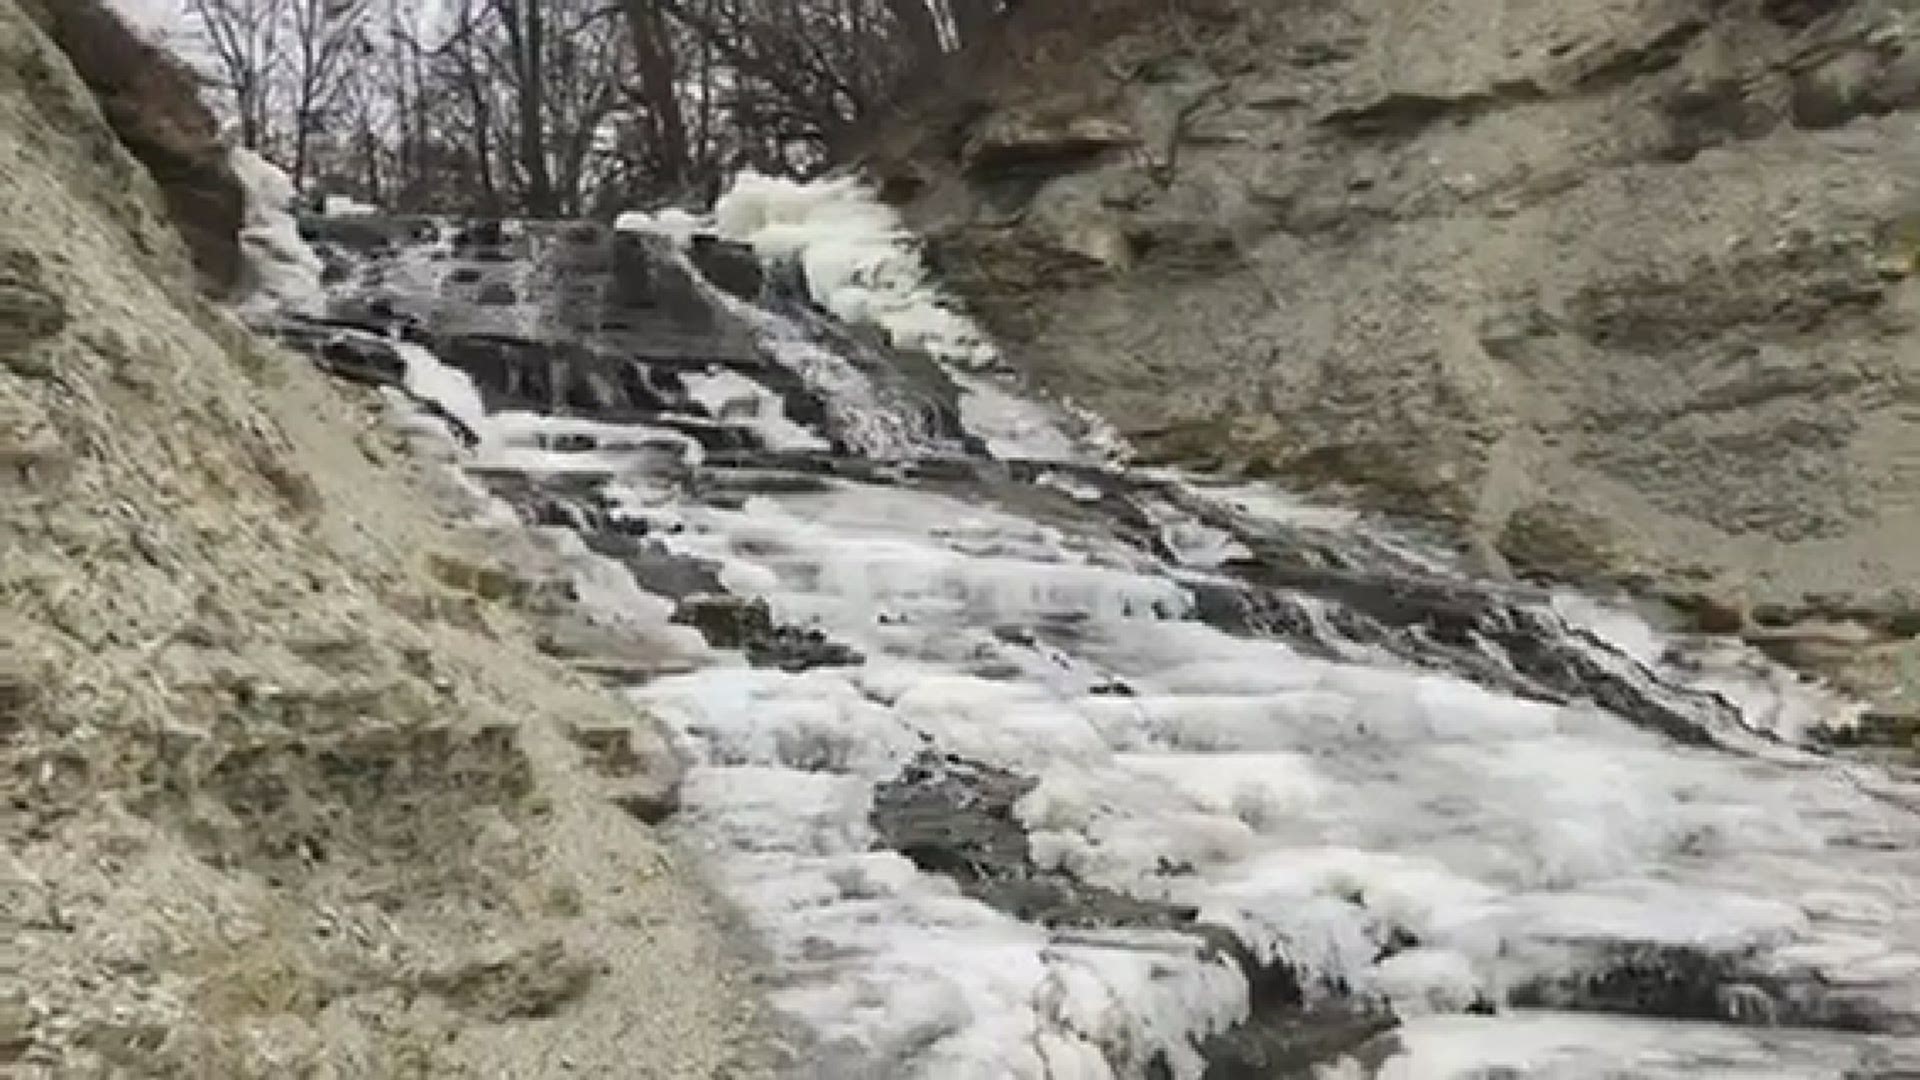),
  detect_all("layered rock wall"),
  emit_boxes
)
[874,0,1920,713]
